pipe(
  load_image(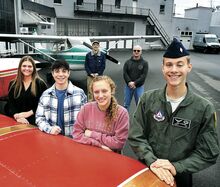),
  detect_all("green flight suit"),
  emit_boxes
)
[128,85,219,174]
